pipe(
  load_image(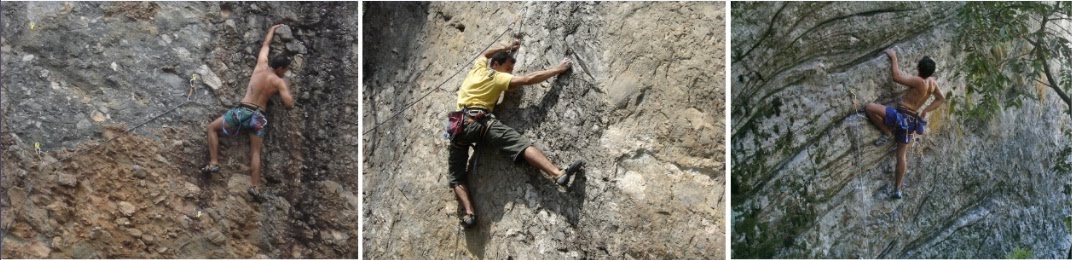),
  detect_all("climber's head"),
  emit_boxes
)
[917,56,935,78]
[490,52,516,74]
[270,56,291,77]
